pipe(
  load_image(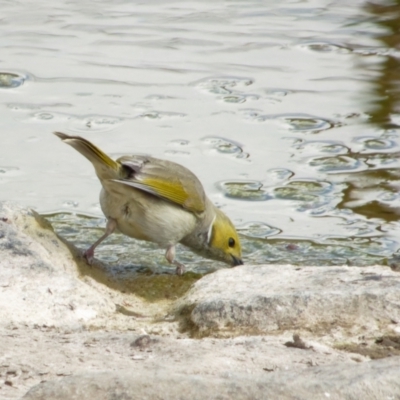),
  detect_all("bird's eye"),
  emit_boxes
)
[228,237,235,248]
